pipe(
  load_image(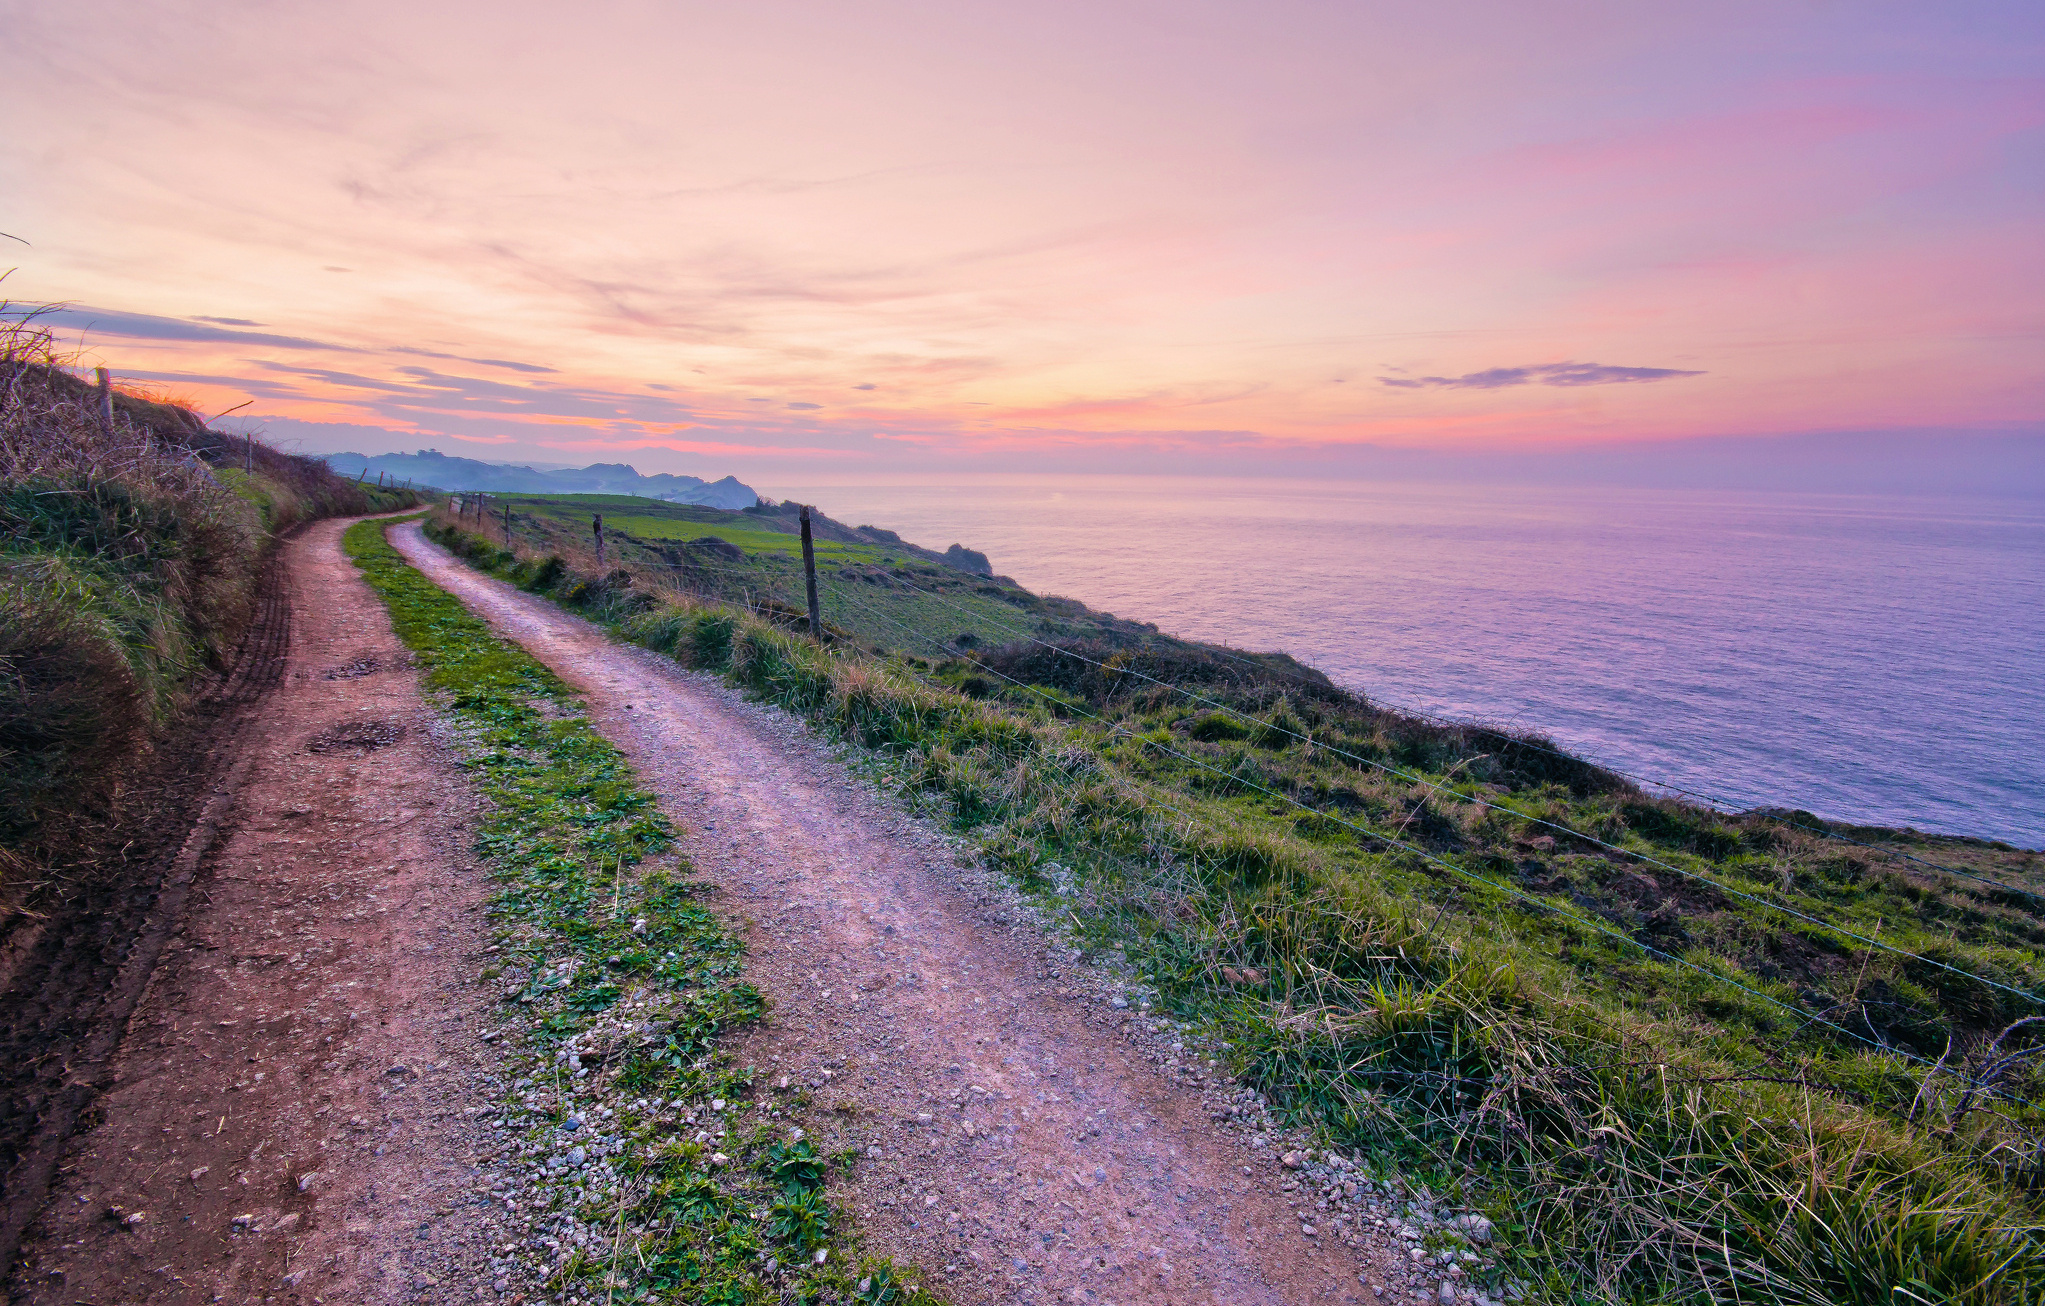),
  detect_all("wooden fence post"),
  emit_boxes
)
[593,513,605,567]
[799,505,821,640]
[94,367,115,436]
